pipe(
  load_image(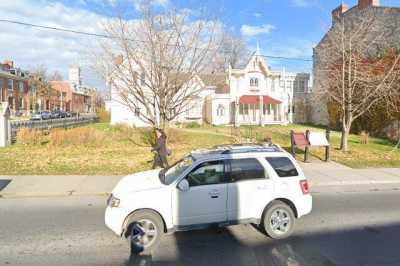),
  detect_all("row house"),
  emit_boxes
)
[0,61,30,115]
